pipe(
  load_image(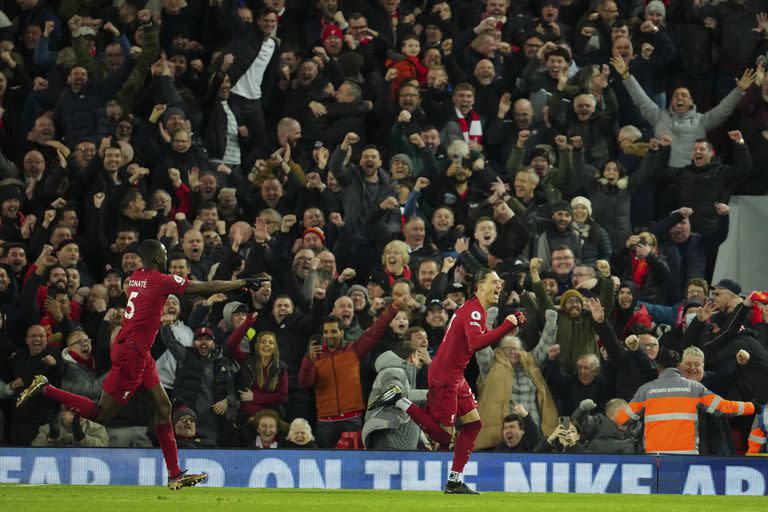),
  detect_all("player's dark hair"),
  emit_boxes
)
[137,239,164,266]
[473,268,495,289]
